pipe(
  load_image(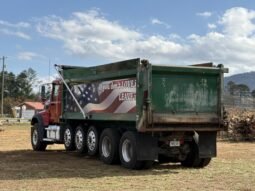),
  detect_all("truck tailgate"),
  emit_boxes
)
[151,65,221,125]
